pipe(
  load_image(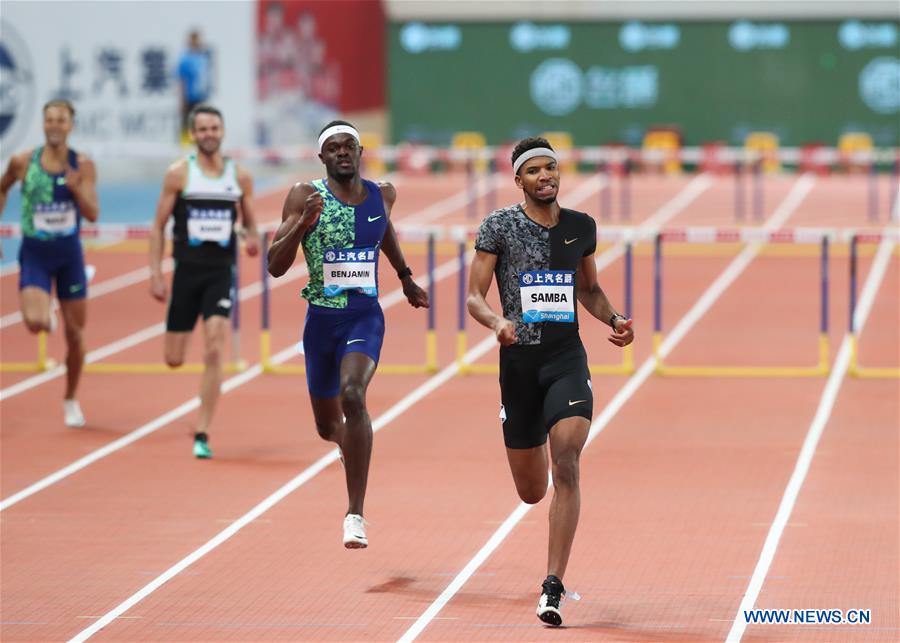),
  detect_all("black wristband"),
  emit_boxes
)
[609,313,625,328]
[397,266,412,279]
